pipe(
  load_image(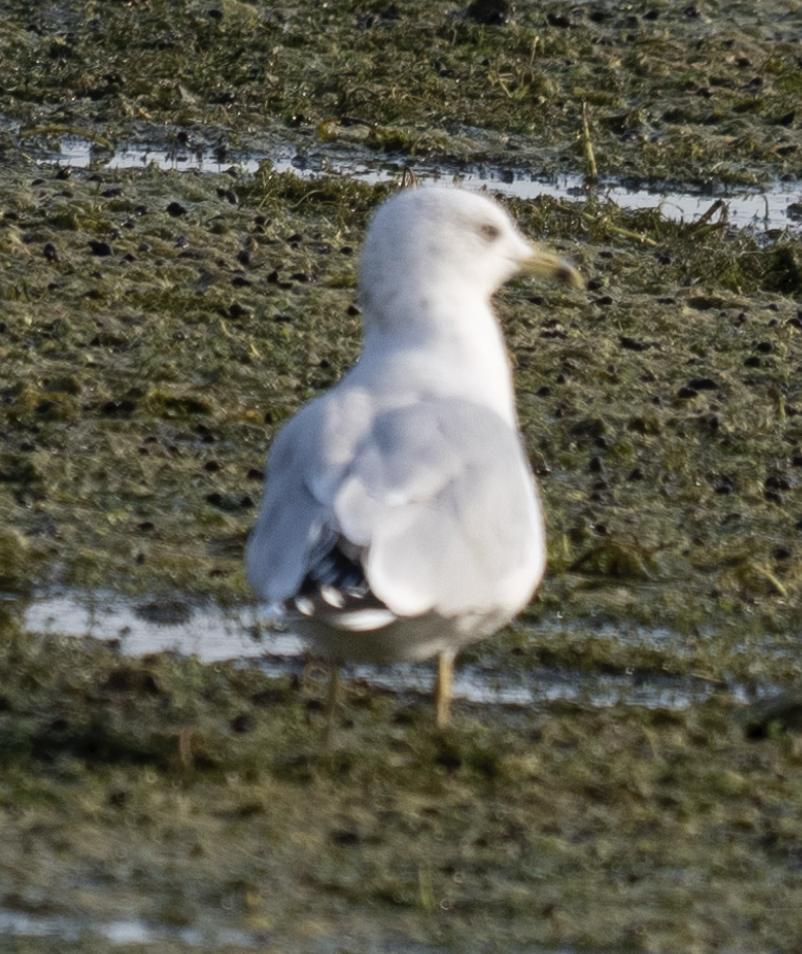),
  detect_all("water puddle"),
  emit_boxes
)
[0,907,590,954]
[51,135,802,233]
[17,590,774,712]
[23,590,297,661]
[0,908,260,949]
